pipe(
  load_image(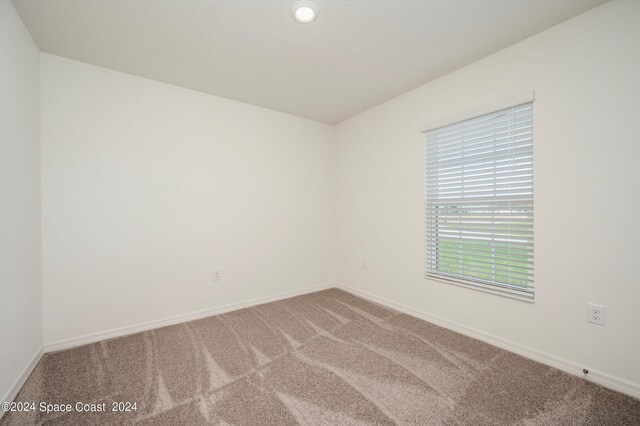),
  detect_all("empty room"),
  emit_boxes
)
[2,0,640,424]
